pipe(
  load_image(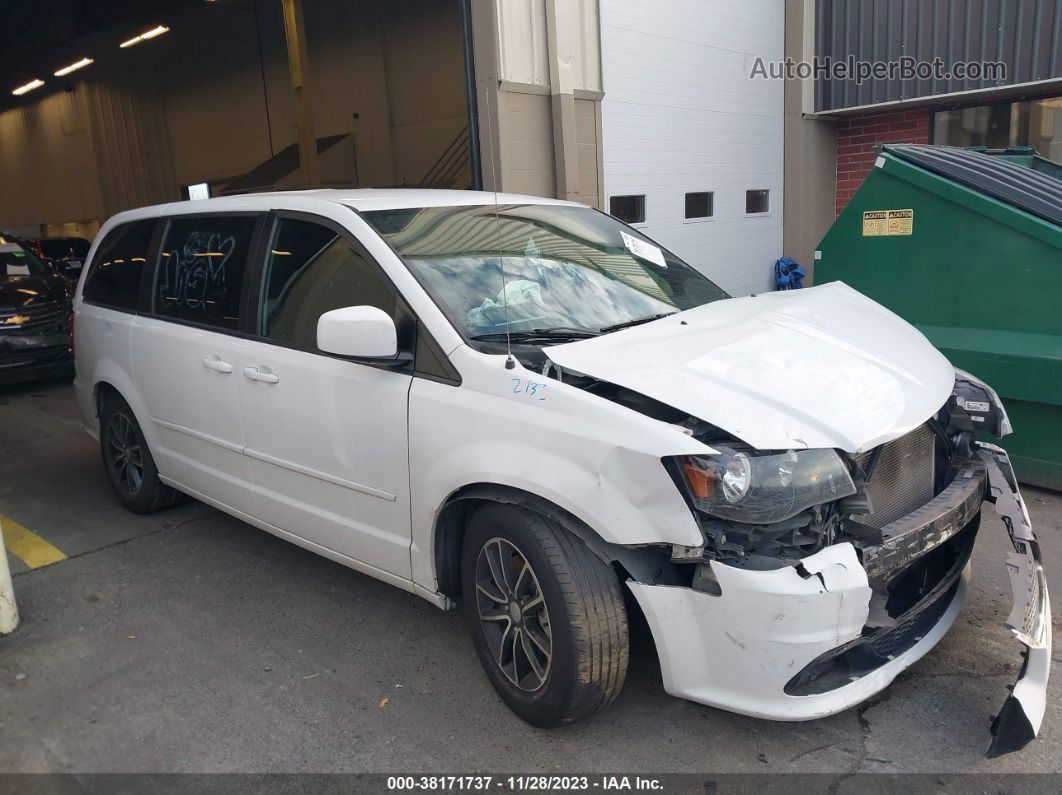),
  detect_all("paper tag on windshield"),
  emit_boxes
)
[0,242,24,253]
[620,231,667,268]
